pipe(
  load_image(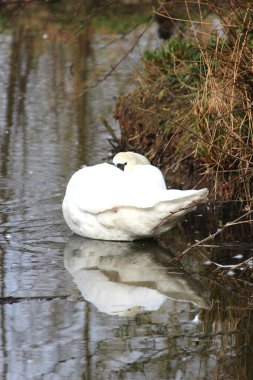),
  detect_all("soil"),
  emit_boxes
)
[114,81,211,191]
